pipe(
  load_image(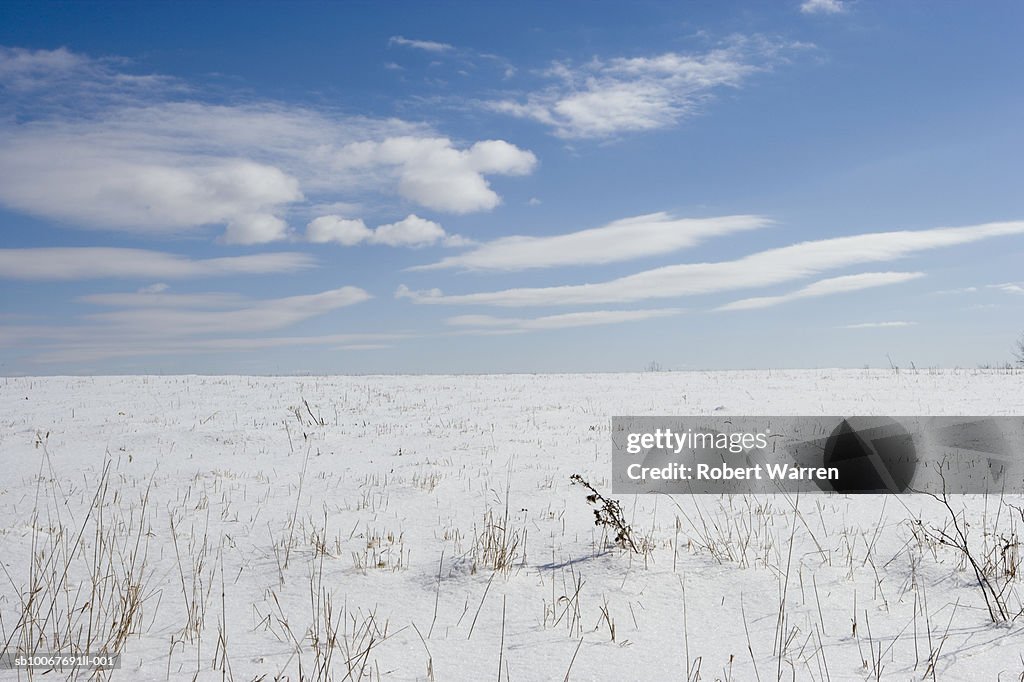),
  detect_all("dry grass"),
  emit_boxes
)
[2,458,157,679]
